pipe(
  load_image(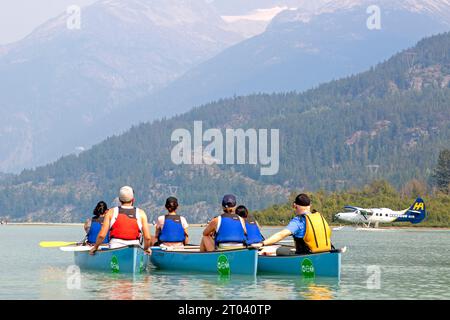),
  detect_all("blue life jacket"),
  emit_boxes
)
[87,216,109,244]
[215,212,247,246]
[159,214,186,243]
[245,216,264,245]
